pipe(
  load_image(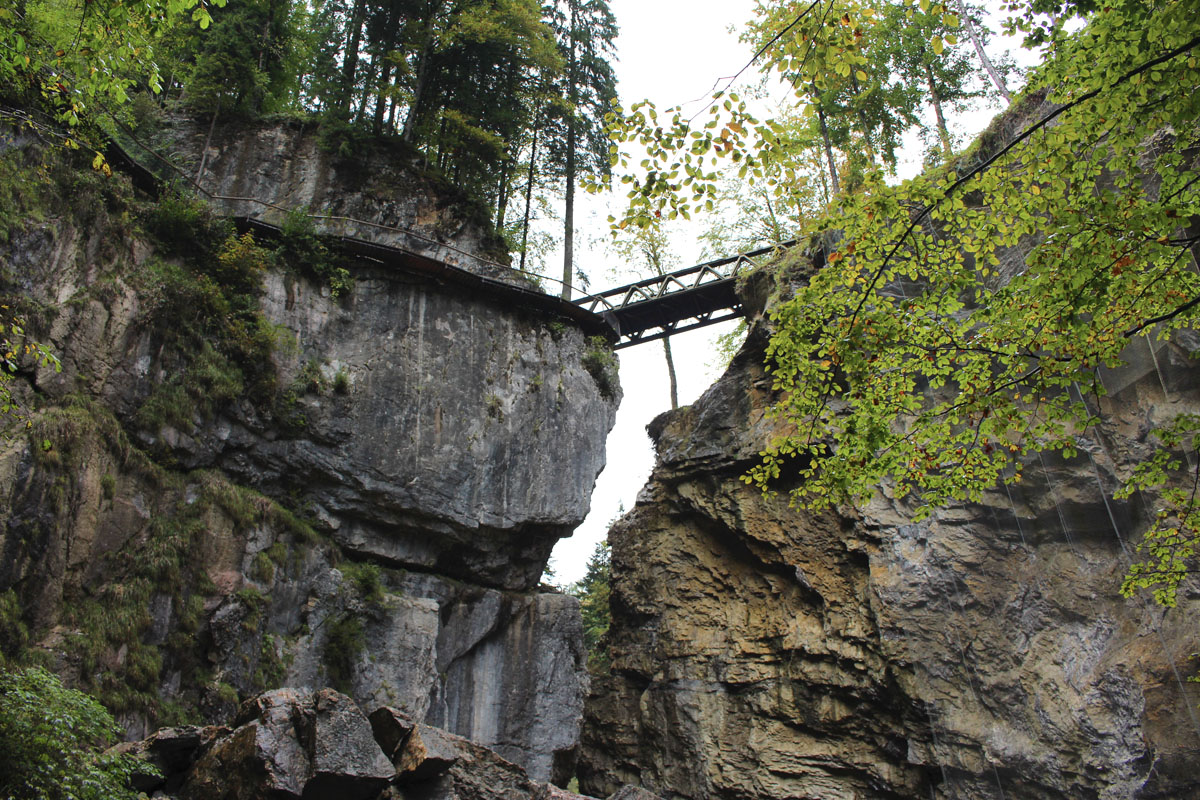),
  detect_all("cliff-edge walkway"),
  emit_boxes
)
[106,134,772,349]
